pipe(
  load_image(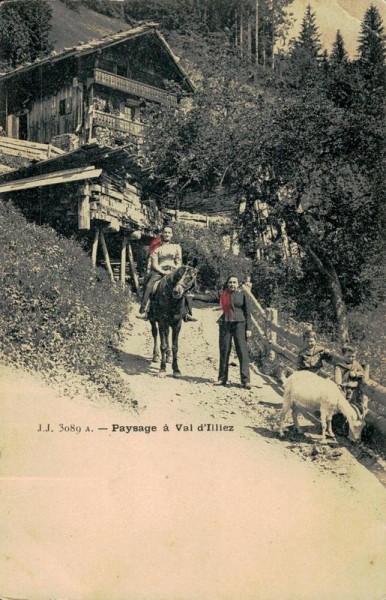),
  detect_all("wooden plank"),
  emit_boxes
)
[120,235,127,286]
[0,136,63,151]
[100,230,115,282]
[91,227,99,267]
[78,183,90,230]
[0,146,46,159]
[244,288,267,319]
[363,380,386,408]
[268,320,303,347]
[251,314,265,338]
[95,196,127,215]
[99,186,124,201]
[268,340,298,364]
[126,181,142,194]
[266,307,277,361]
[127,241,140,294]
[0,141,44,153]
[0,167,102,193]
